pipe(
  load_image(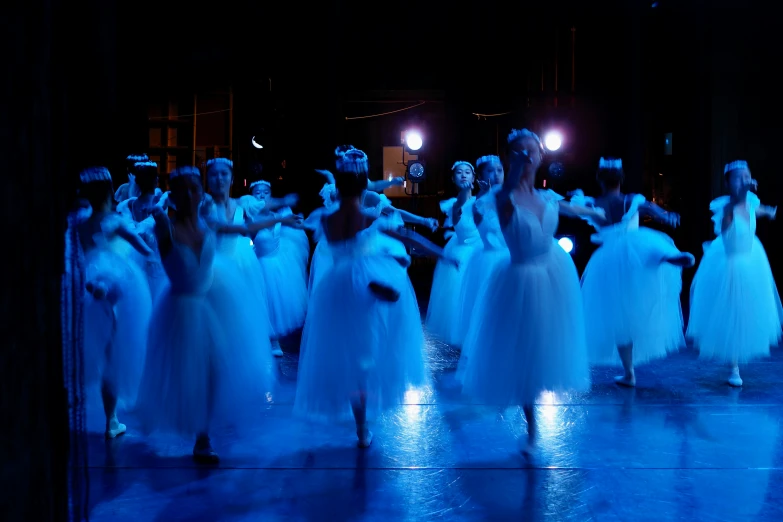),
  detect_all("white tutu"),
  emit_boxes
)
[580,195,686,365]
[83,245,152,406]
[461,190,590,404]
[688,194,782,363]
[136,232,274,436]
[278,206,310,279]
[253,221,308,337]
[425,197,482,346]
[456,188,509,351]
[295,224,426,422]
